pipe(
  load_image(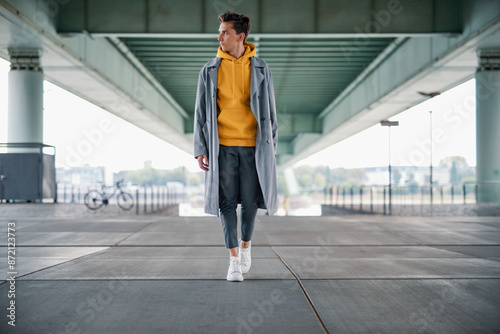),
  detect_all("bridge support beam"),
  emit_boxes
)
[476,50,500,202]
[8,49,44,151]
[3,49,56,202]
